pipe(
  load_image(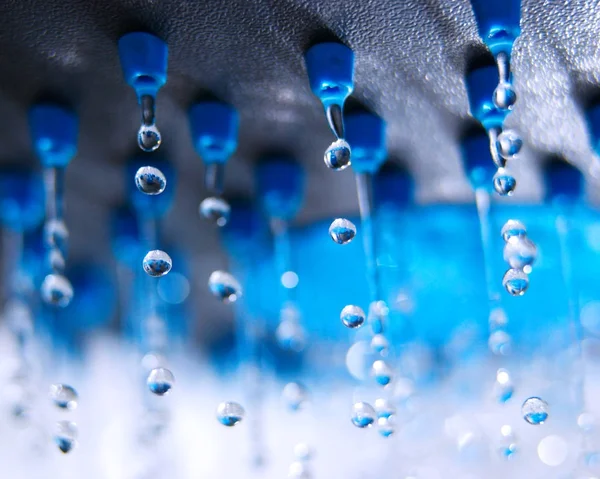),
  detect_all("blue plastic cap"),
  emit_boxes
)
[544,160,583,204]
[373,164,414,207]
[189,102,239,164]
[29,105,78,168]
[305,42,354,107]
[127,158,176,218]
[346,112,387,174]
[256,158,305,220]
[465,65,507,130]
[0,168,45,232]
[118,32,168,101]
[461,130,495,190]
[470,0,520,56]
